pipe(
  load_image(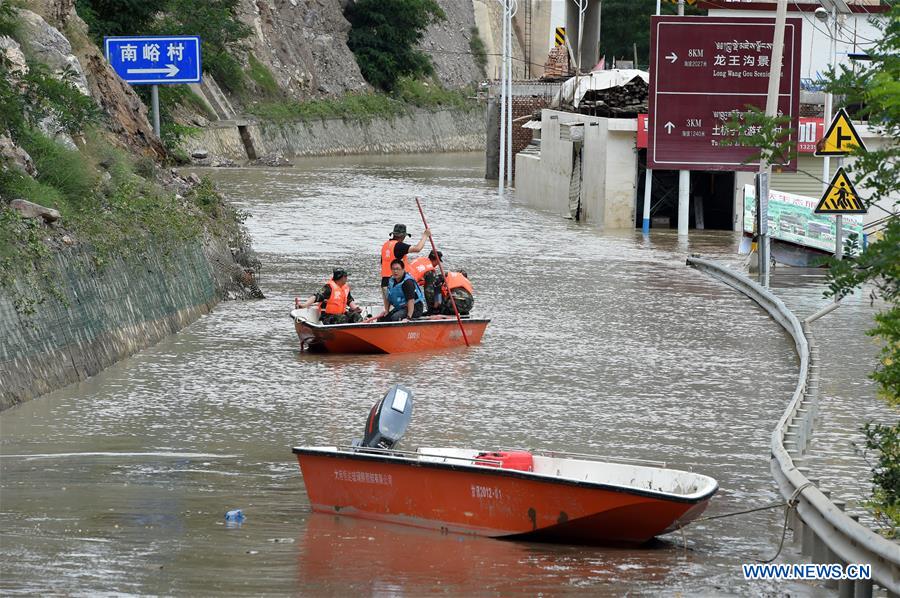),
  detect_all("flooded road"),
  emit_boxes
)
[0,152,843,595]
